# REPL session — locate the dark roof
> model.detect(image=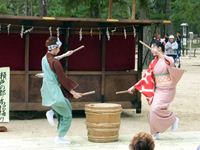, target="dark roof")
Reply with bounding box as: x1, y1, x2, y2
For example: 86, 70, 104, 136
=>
0, 15, 171, 29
